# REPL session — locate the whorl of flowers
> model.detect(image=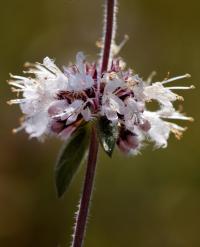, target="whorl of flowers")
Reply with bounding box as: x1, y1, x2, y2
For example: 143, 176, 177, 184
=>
8, 49, 194, 154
